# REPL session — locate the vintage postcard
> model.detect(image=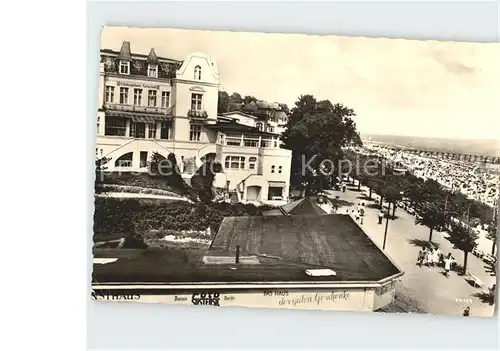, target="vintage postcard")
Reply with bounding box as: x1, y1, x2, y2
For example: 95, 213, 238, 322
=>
92, 26, 498, 317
